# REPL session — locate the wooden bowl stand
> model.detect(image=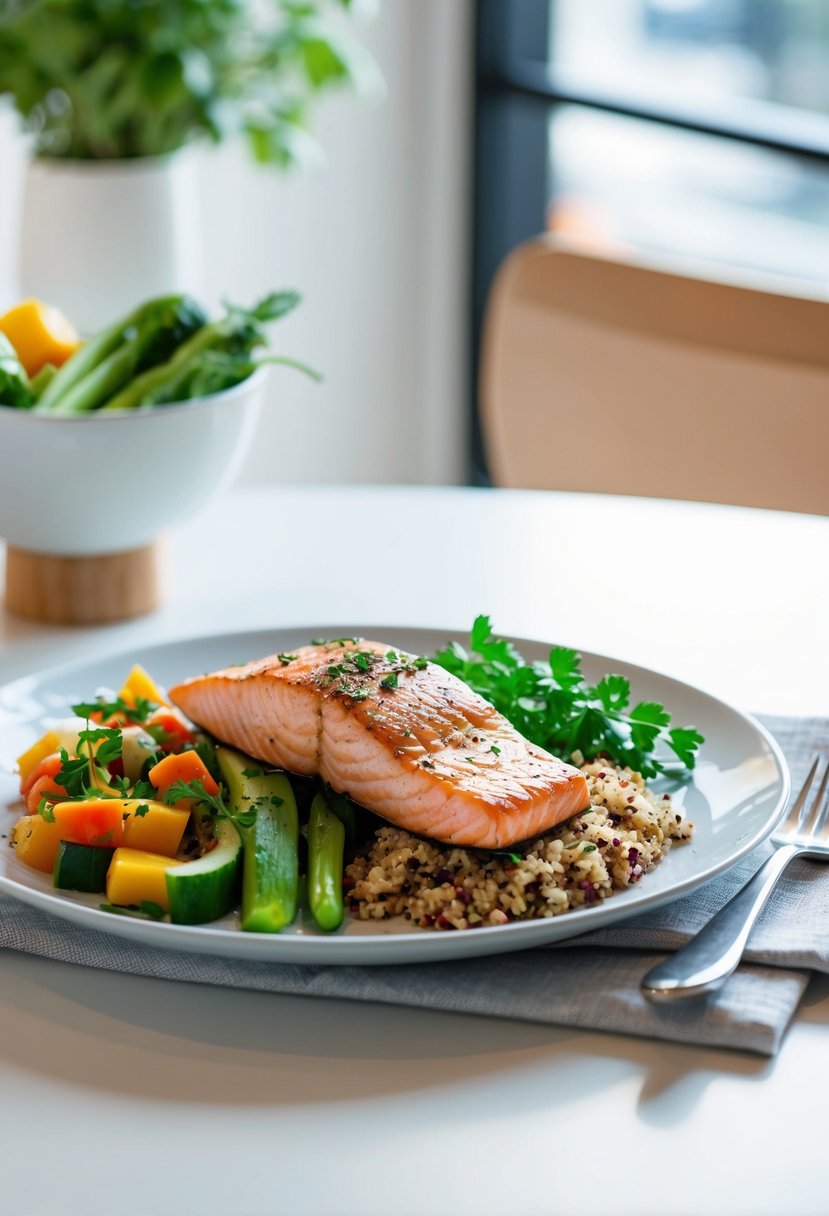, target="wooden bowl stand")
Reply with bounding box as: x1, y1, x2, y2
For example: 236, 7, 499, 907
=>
5, 541, 164, 625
